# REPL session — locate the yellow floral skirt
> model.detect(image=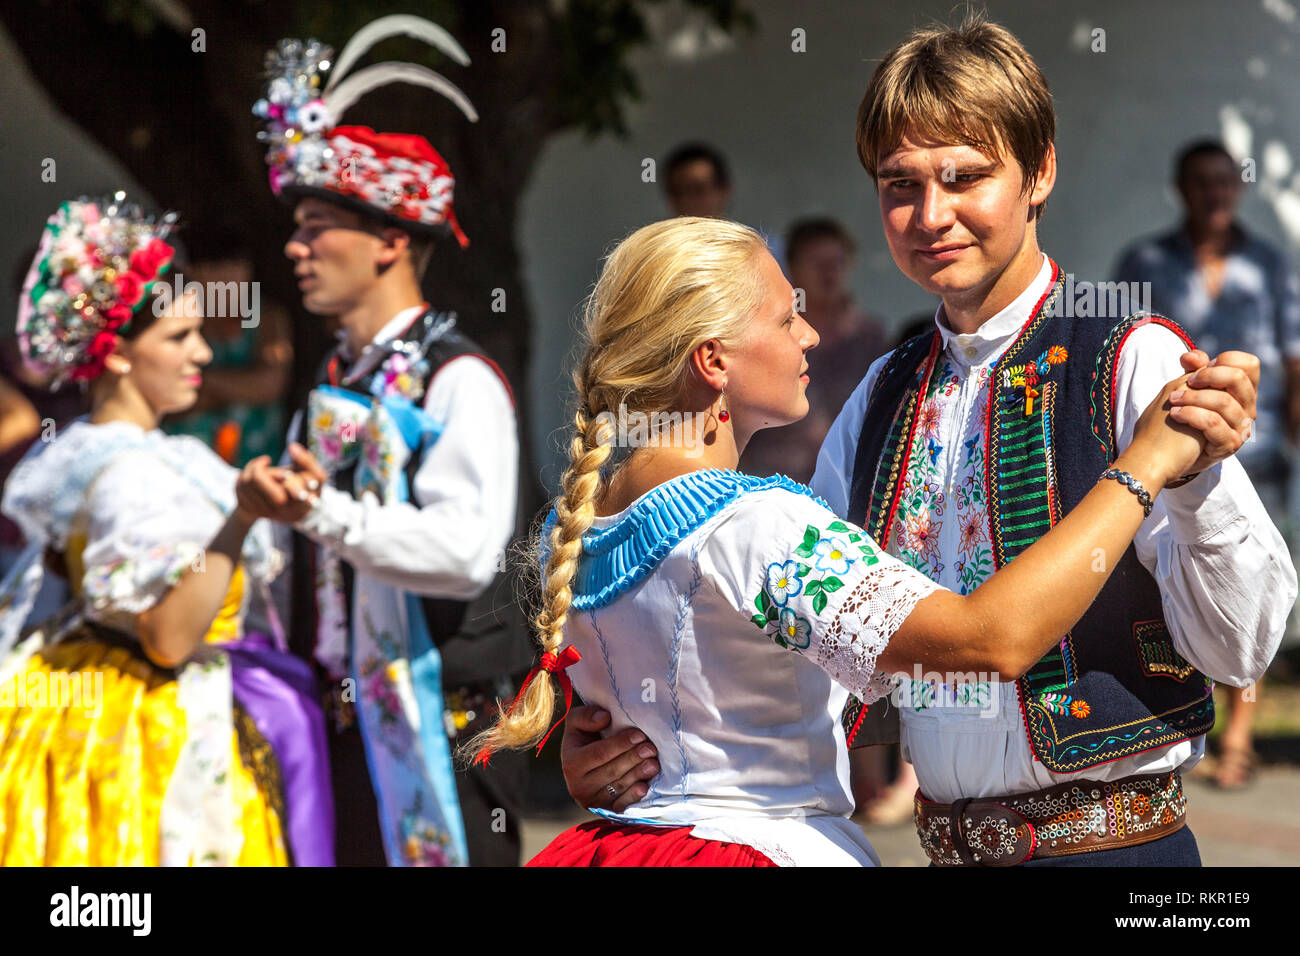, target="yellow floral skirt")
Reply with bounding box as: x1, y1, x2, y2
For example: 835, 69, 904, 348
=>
0, 631, 288, 866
